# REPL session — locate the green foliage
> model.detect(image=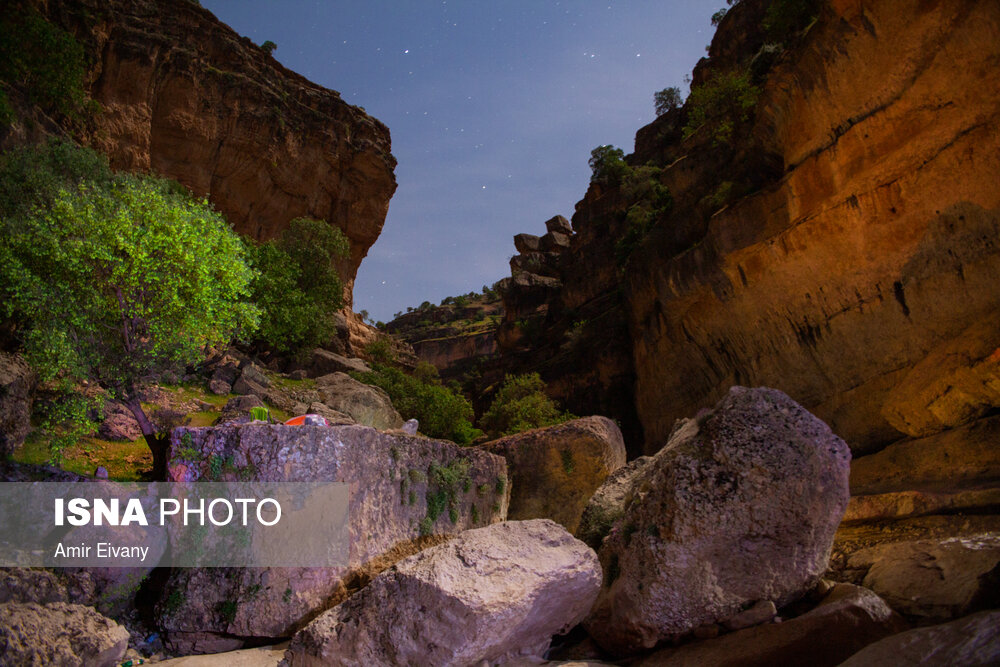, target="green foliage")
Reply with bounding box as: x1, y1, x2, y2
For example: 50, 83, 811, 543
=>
423, 458, 470, 528
589, 145, 627, 185
762, 0, 819, 41
249, 406, 270, 422
0, 7, 89, 125
615, 165, 672, 268
163, 589, 184, 614
654, 86, 683, 116
0, 159, 258, 395
29, 386, 98, 463
260, 40, 277, 55
216, 599, 238, 624
0, 141, 257, 471
363, 337, 396, 366
711, 8, 728, 26
682, 69, 760, 146
480, 373, 574, 439
247, 217, 348, 355
352, 365, 481, 445
0, 137, 112, 220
